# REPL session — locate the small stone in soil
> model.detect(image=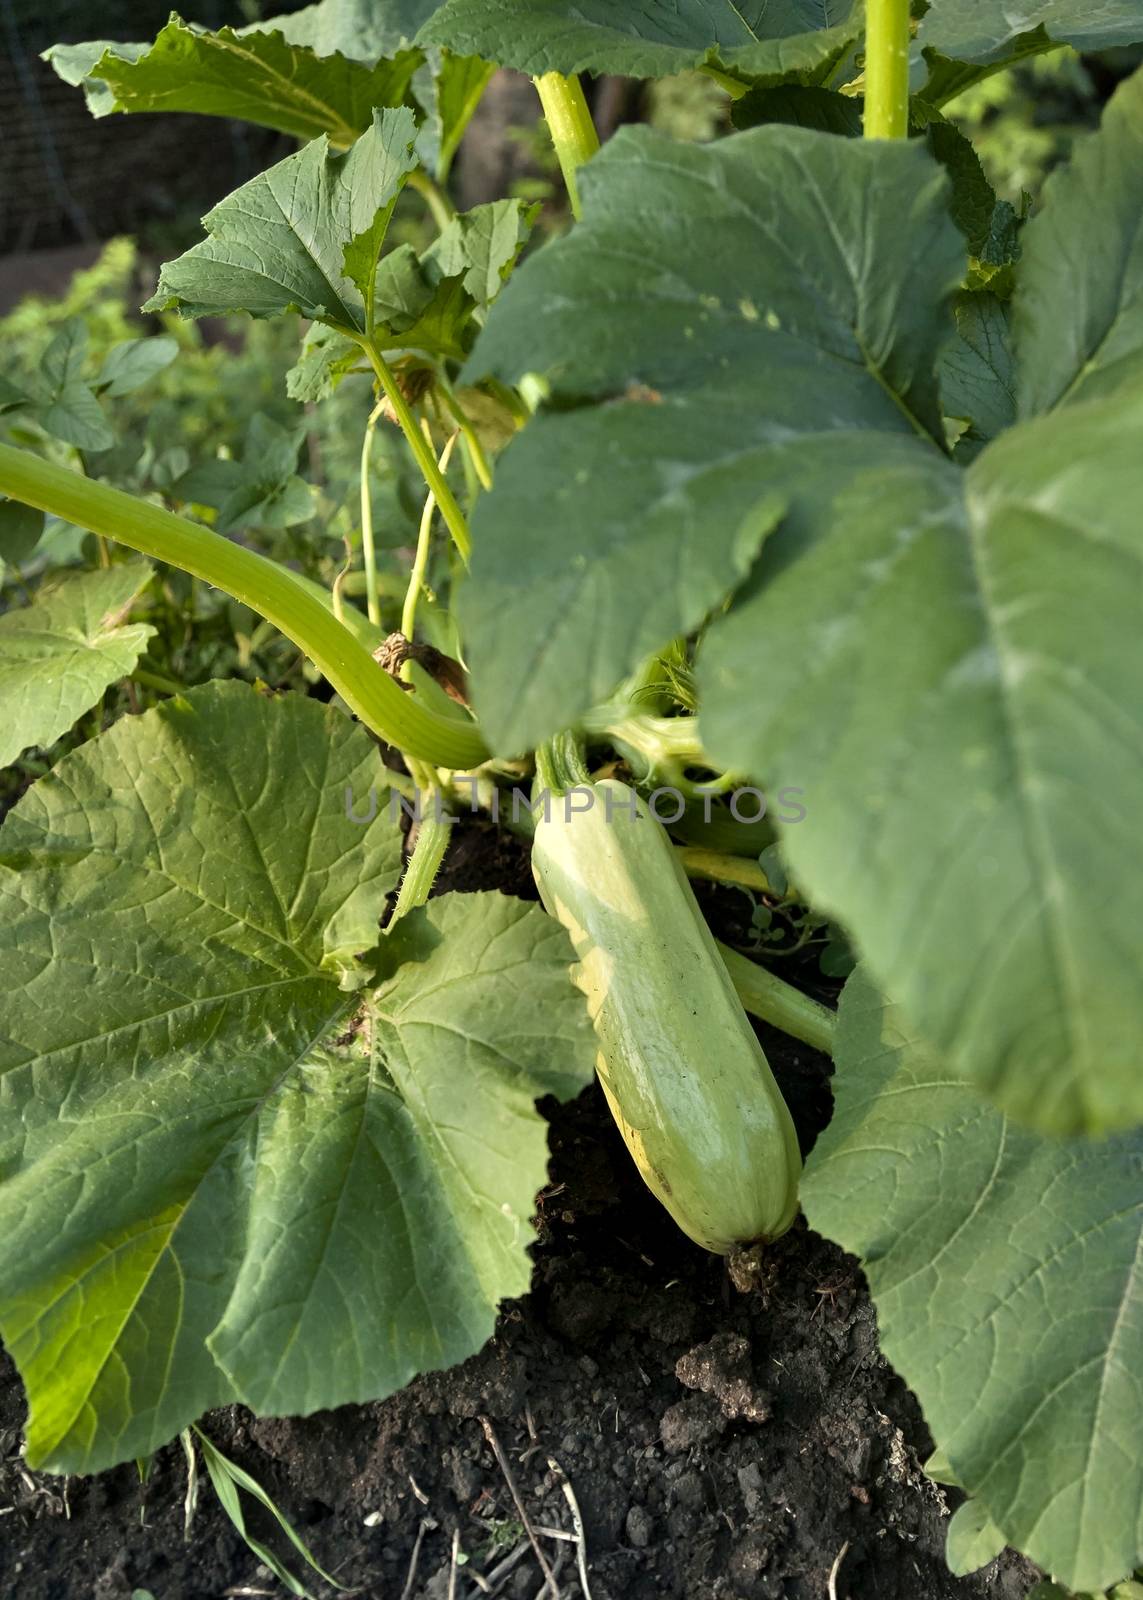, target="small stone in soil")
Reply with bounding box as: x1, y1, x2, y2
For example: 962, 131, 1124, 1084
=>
626, 1503, 654, 1548
737, 1461, 765, 1515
